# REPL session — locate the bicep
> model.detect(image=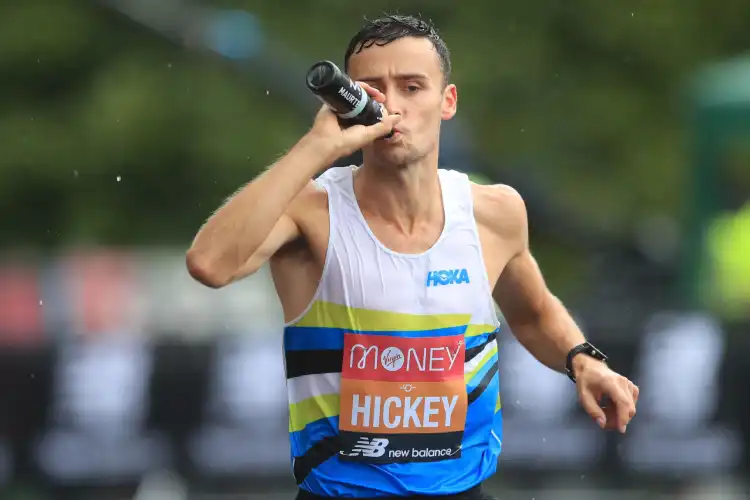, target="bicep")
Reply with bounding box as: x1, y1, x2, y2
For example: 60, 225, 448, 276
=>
492, 249, 549, 326
231, 180, 326, 283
